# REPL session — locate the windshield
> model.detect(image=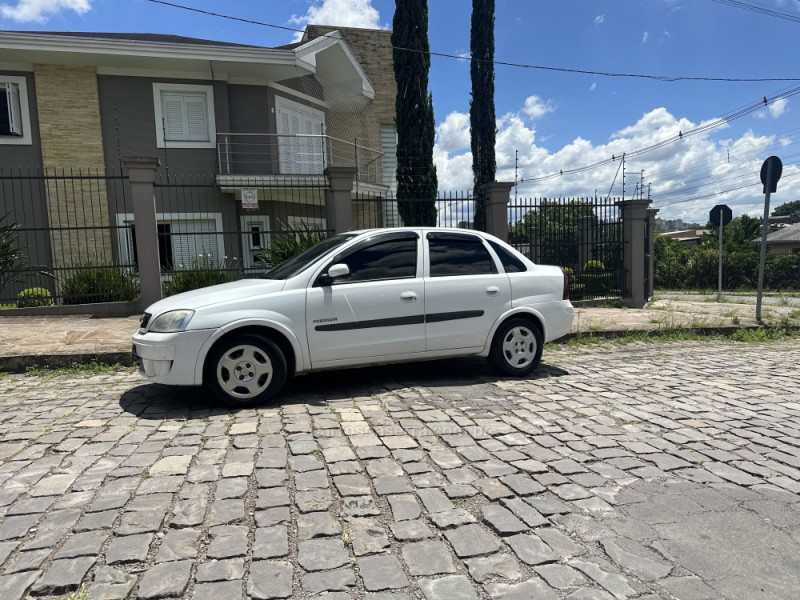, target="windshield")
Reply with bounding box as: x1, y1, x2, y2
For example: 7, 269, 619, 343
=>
257, 233, 358, 280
